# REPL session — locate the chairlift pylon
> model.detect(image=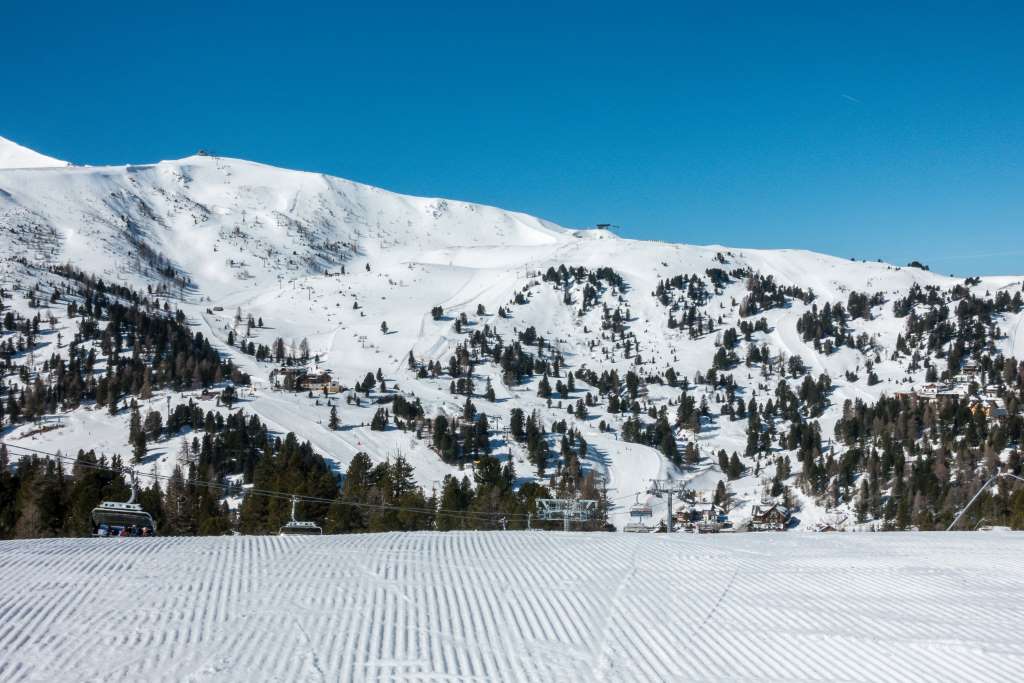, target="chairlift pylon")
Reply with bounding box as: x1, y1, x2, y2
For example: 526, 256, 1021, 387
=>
278, 495, 323, 536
